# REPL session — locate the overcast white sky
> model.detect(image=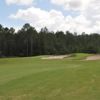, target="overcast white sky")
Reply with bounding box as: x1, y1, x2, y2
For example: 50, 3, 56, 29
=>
0, 0, 100, 34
